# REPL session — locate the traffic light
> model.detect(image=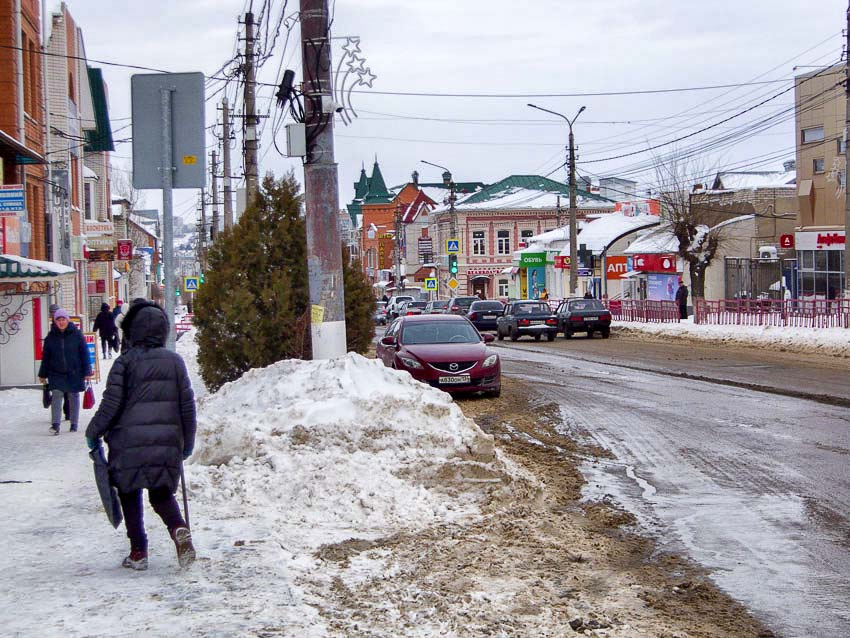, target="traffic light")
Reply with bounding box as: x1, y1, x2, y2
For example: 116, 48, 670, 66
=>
199, 272, 205, 284
449, 254, 458, 275
175, 287, 181, 297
